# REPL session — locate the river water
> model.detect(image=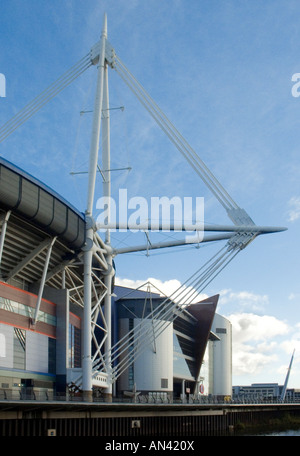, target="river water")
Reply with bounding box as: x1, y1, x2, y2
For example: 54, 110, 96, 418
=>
260, 428, 300, 436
